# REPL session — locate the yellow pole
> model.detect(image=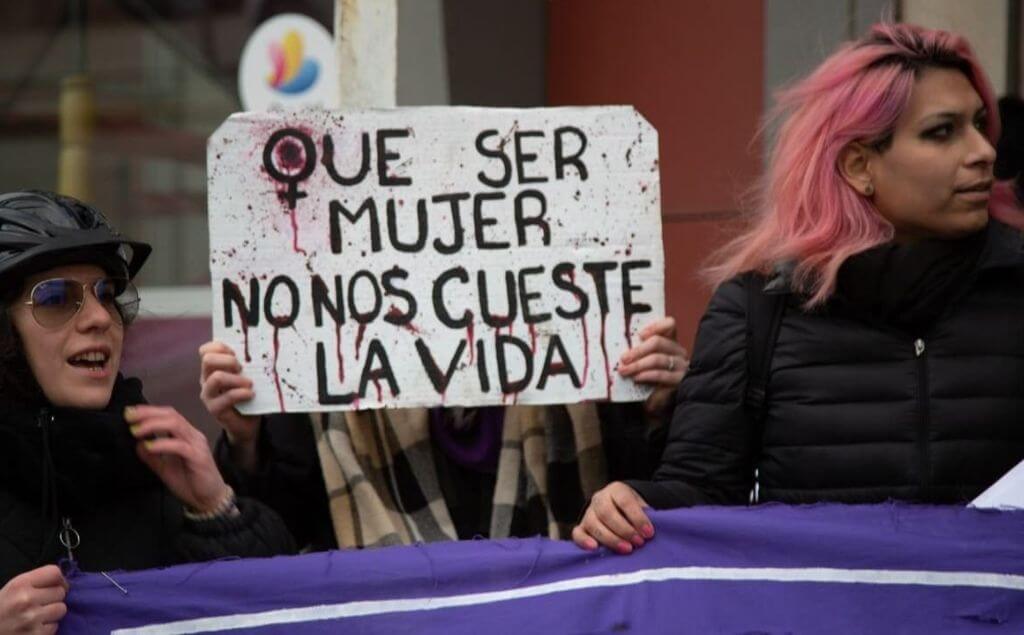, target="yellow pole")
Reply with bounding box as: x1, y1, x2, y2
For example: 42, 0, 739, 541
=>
57, 74, 94, 201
